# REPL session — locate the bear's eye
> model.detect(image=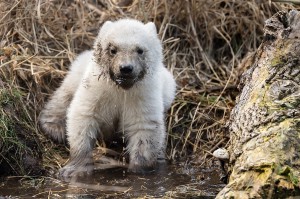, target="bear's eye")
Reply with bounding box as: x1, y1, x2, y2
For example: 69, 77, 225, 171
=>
110, 48, 117, 55
137, 48, 144, 55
